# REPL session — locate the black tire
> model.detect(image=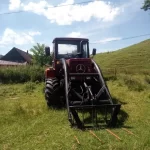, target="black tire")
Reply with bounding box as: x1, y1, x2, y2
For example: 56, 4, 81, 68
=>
45, 78, 61, 107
